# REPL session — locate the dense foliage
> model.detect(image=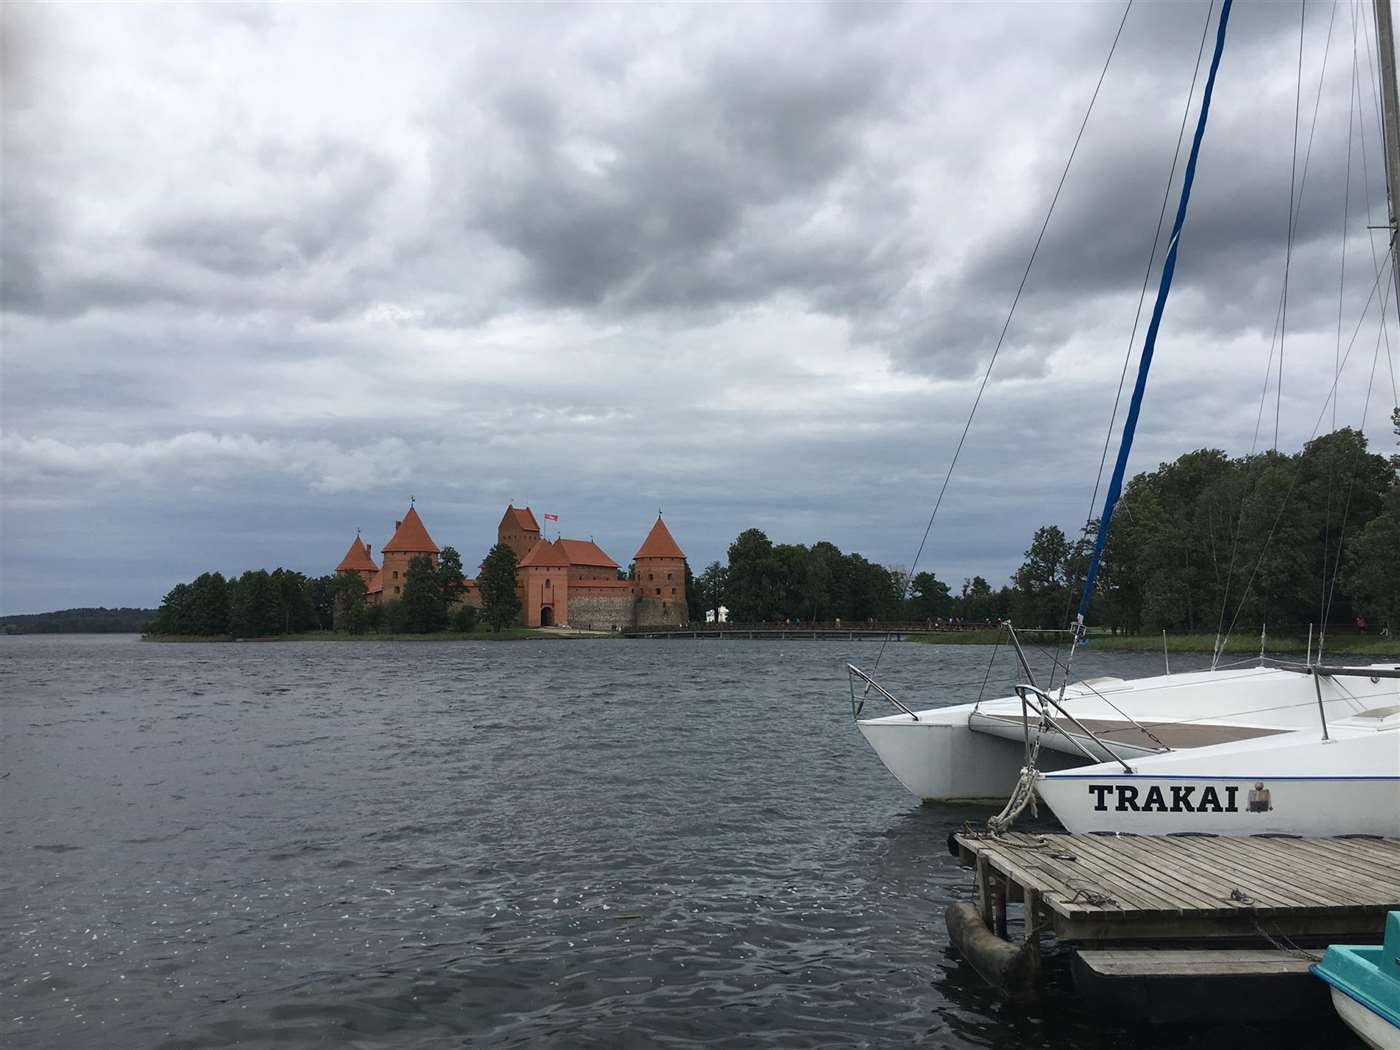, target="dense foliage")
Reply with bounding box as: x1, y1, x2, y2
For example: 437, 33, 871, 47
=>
146, 545, 481, 637
146, 568, 335, 637
478, 543, 522, 632
0, 607, 157, 634
1092, 424, 1399, 635
706, 422, 1398, 636
720, 530, 906, 623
